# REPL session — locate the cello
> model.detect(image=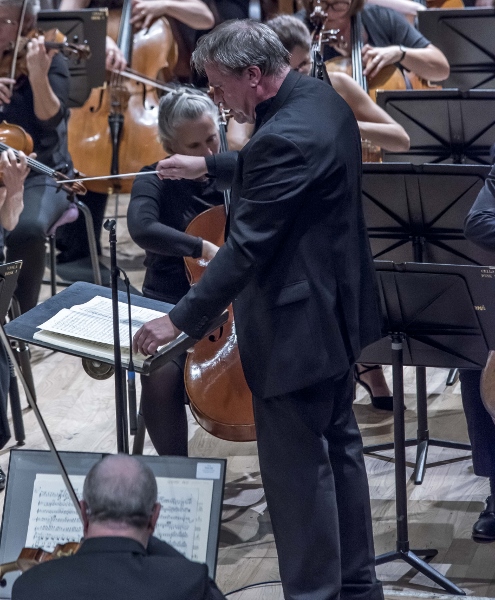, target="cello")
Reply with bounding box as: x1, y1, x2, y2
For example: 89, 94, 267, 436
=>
183, 107, 256, 443
67, 0, 177, 195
